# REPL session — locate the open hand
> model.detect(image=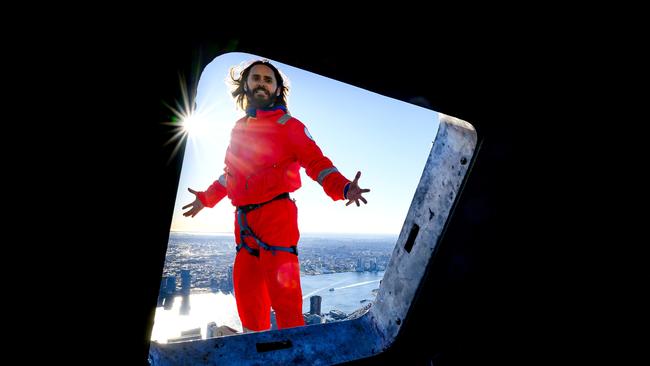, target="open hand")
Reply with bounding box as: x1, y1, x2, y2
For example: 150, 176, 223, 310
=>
182, 188, 205, 217
346, 171, 370, 207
